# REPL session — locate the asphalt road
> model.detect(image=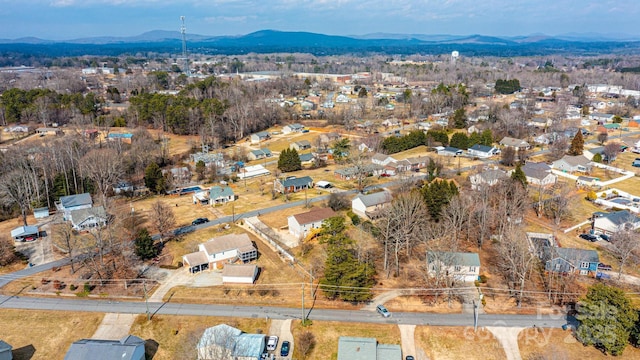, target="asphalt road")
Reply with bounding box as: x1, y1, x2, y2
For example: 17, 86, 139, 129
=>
0, 295, 569, 328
